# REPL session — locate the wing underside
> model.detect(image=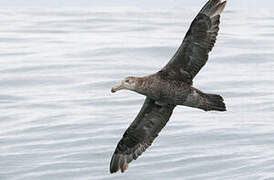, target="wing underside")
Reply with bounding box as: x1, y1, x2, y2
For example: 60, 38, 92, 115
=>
110, 98, 175, 173
161, 0, 226, 81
